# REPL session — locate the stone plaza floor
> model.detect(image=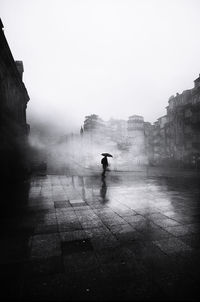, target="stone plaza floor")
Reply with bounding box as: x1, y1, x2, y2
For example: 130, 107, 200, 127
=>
1, 171, 200, 300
